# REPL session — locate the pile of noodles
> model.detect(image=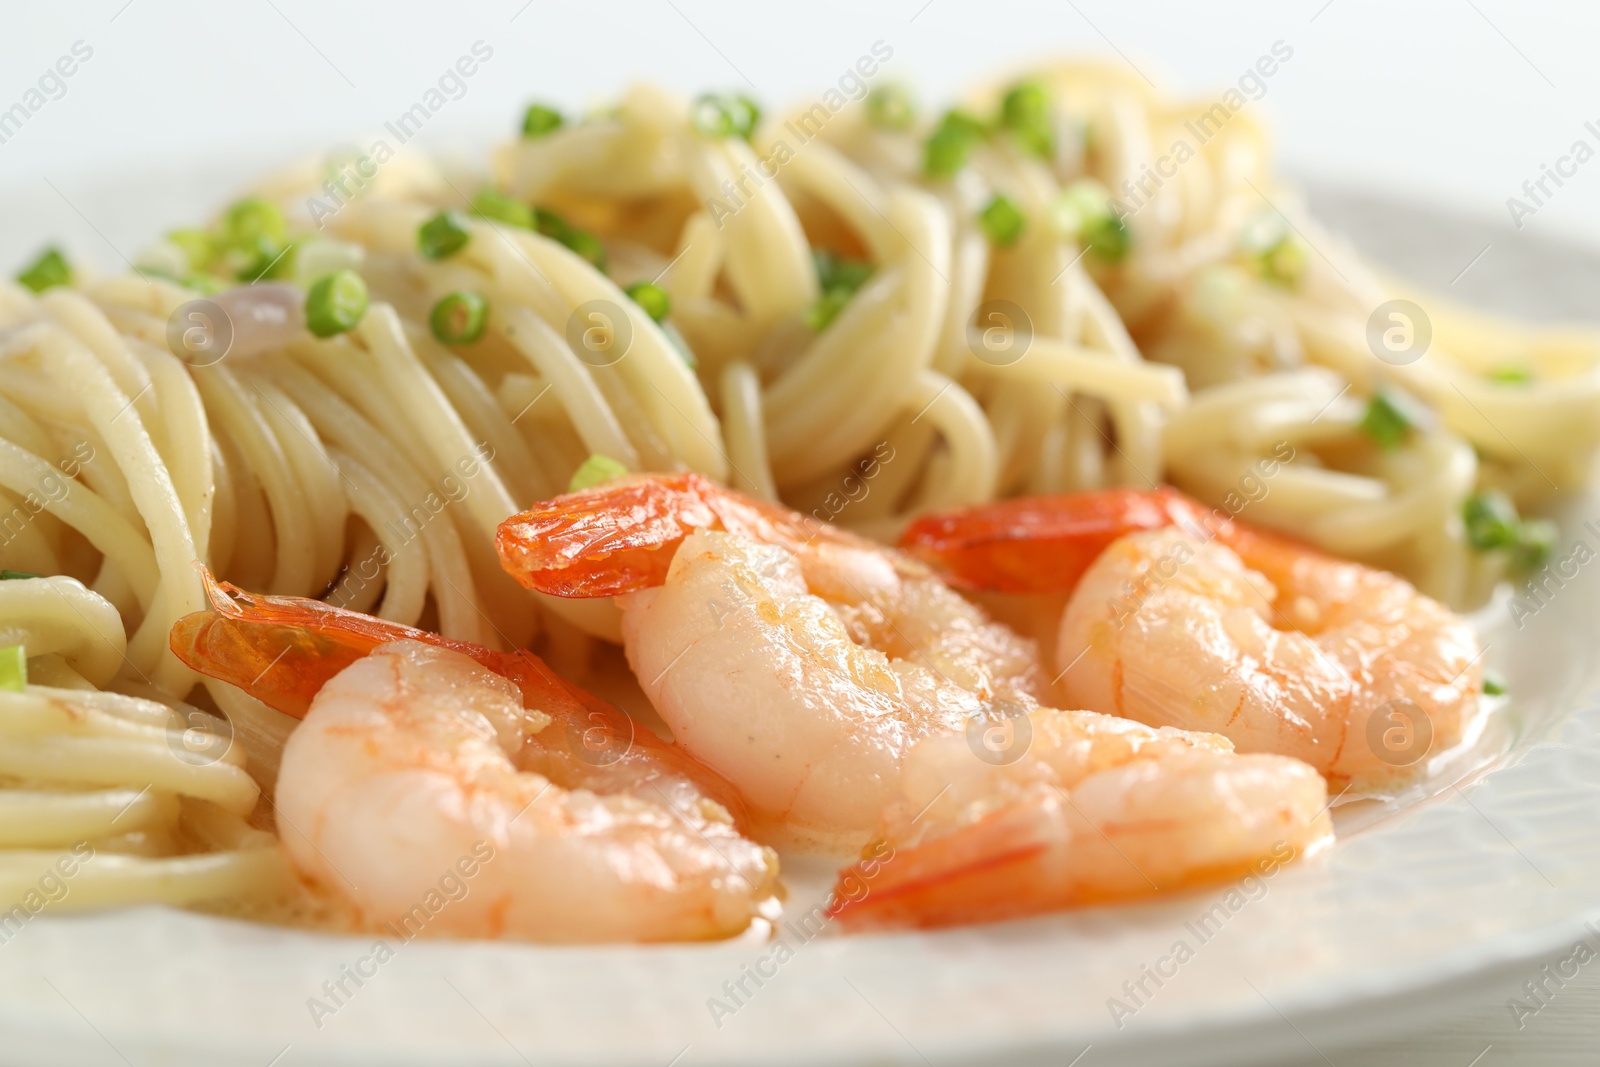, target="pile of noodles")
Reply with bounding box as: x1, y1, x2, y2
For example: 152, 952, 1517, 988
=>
1, 60, 1596, 923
